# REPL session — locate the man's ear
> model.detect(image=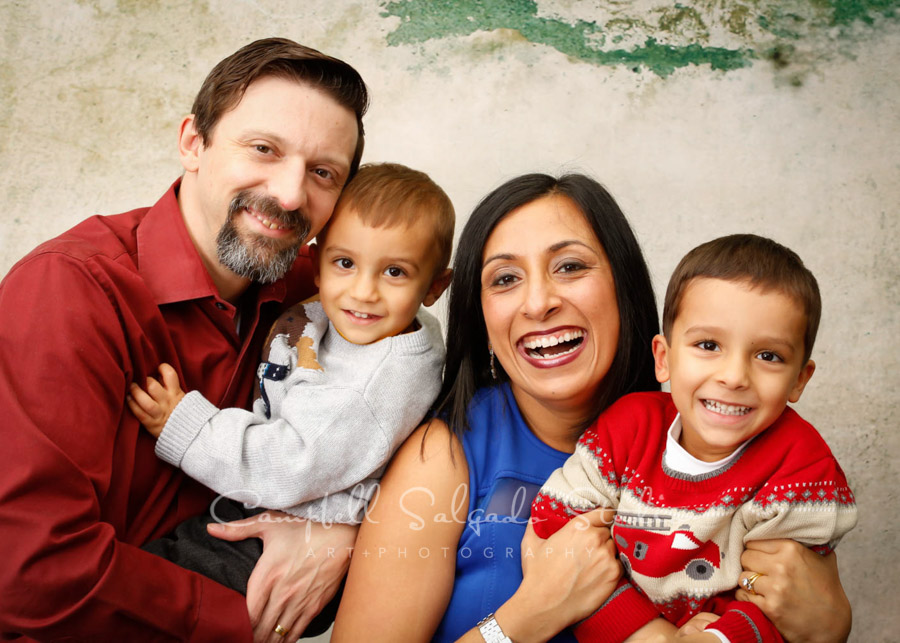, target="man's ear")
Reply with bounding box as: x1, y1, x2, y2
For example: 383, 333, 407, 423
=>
178, 115, 203, 173
309, 242, 321, 289
788, 359, 816, 403
651, 334, 671, 384
422, 269, 452, 307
